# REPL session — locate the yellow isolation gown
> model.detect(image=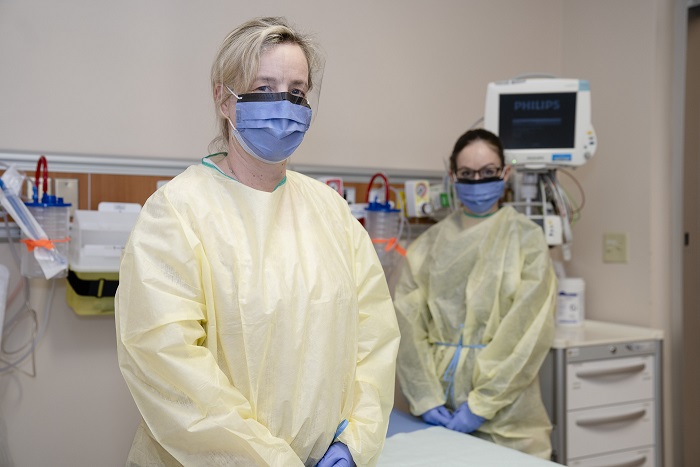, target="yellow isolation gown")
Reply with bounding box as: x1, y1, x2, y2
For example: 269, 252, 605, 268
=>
116, 154, 400, 466
394, 206, 556, 459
